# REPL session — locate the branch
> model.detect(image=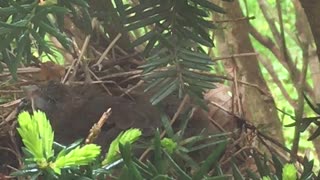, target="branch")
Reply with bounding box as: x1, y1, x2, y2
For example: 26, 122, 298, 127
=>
249, 23, 314, 100
259, 55, 296, 107
291, 52, 308, 161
